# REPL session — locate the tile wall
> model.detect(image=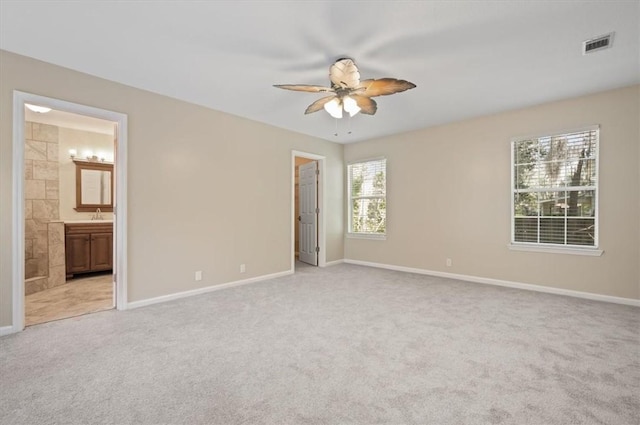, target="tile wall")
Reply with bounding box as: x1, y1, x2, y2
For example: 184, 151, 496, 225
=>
24, 122, 65, 294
